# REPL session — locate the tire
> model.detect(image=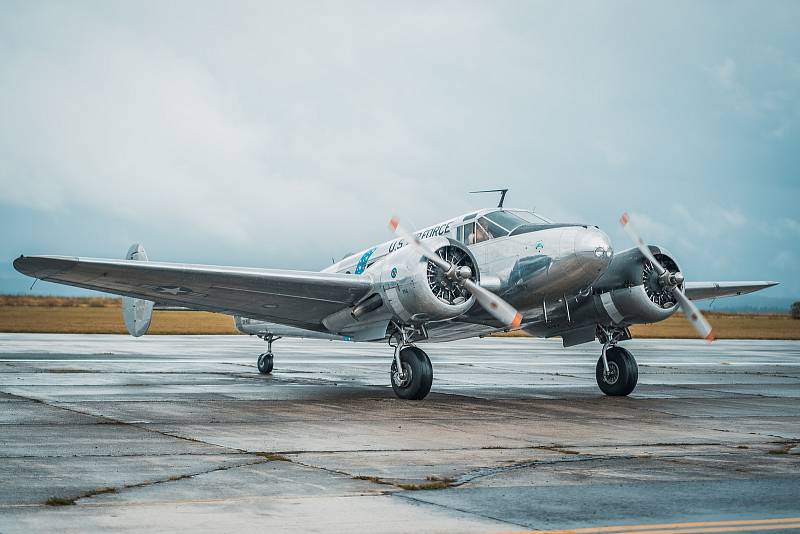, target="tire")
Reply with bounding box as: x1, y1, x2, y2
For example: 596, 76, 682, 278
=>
257, 352, 273, 374
390, 347, 433, 400
596, 346, 638, 396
